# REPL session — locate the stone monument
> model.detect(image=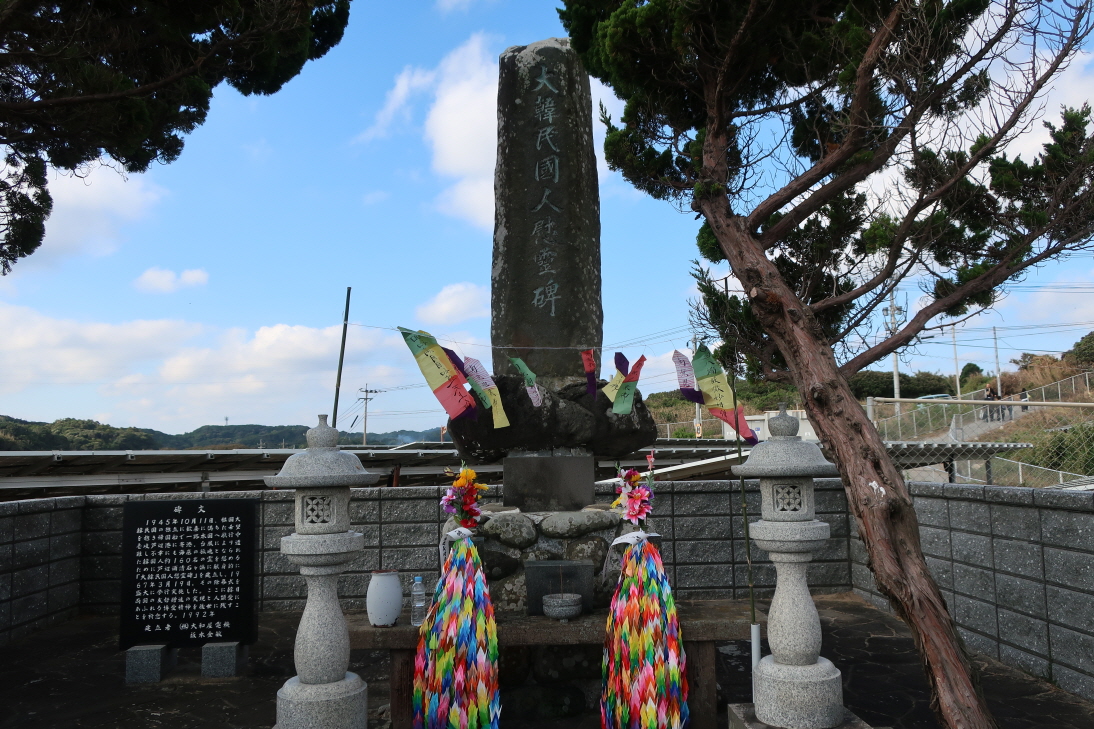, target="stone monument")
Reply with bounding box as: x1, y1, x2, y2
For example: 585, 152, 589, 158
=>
266, 415, 379, 729
449, 37, 656, 511
731, 406, 870, 729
